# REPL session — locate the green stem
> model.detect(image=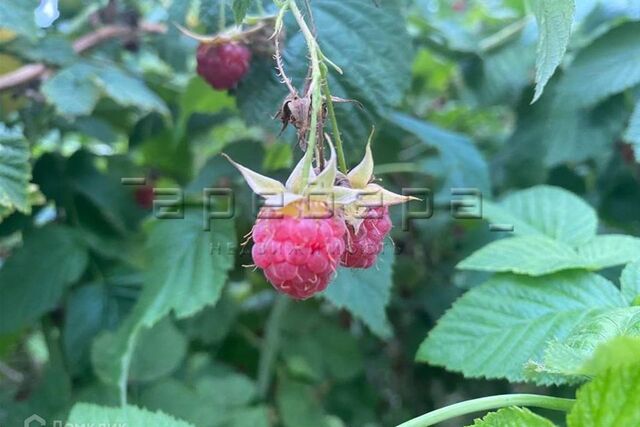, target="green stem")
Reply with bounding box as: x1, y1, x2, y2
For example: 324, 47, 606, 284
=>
289, 0, 323, 187
219, 0, 226, 32
320, 62, 347, 173
255, 0, 266, 14
256, 295, 290, 399
396, 394, 575, 427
